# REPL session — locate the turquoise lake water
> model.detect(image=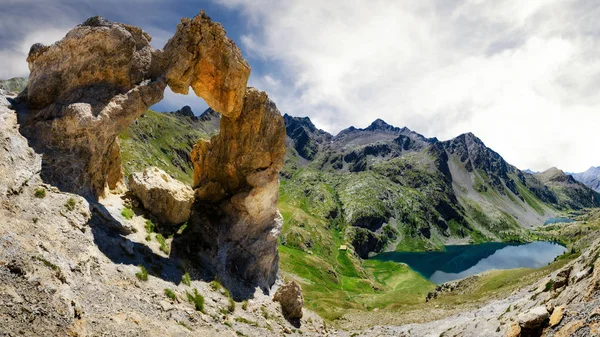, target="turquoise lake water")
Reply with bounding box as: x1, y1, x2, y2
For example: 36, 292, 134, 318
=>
372, 241, 567, 284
